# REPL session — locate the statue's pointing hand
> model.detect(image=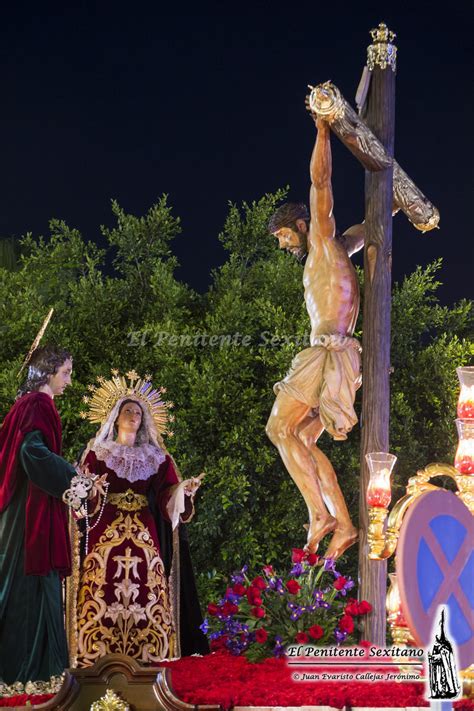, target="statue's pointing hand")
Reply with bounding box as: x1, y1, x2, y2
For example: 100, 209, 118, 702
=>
184, 472, 205, 497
